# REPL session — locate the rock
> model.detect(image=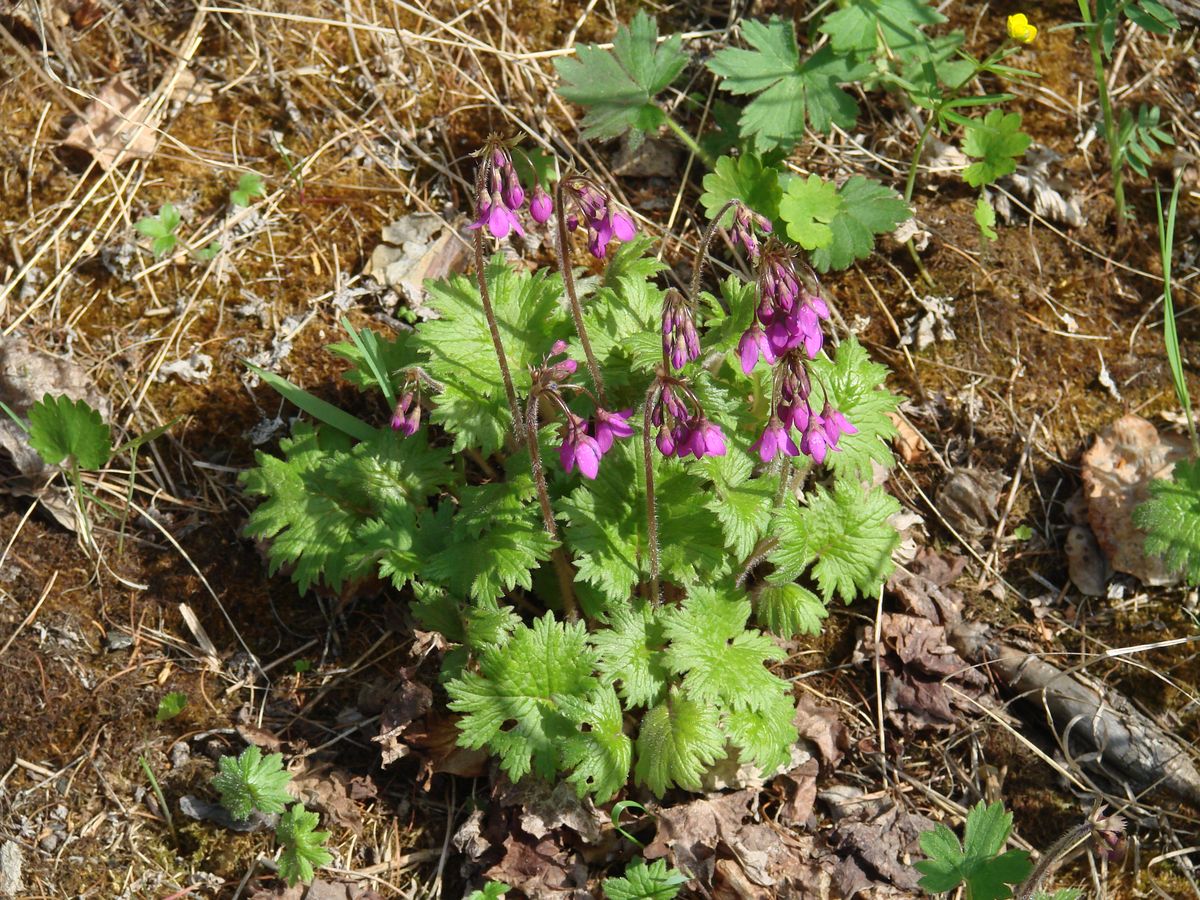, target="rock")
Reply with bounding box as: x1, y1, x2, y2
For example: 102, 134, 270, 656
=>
1081, 415, 1187, 585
